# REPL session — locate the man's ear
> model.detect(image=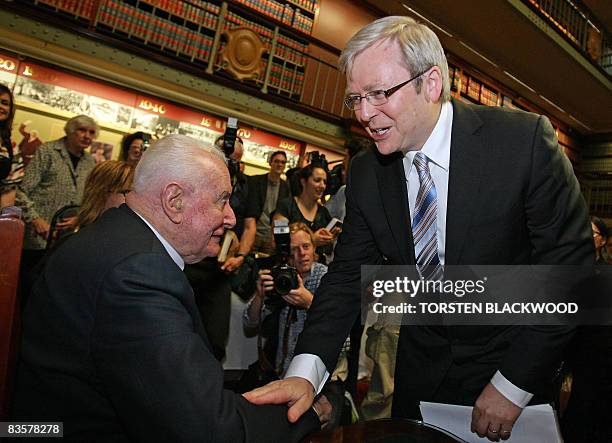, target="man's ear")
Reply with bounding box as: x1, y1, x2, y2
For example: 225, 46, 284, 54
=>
161, 183, 184, 224
423, 66, 443, 103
